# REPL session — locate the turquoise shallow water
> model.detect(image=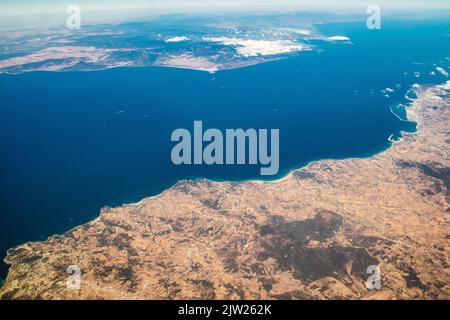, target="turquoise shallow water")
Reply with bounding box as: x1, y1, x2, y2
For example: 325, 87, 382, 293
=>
0, 19, 449, 277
